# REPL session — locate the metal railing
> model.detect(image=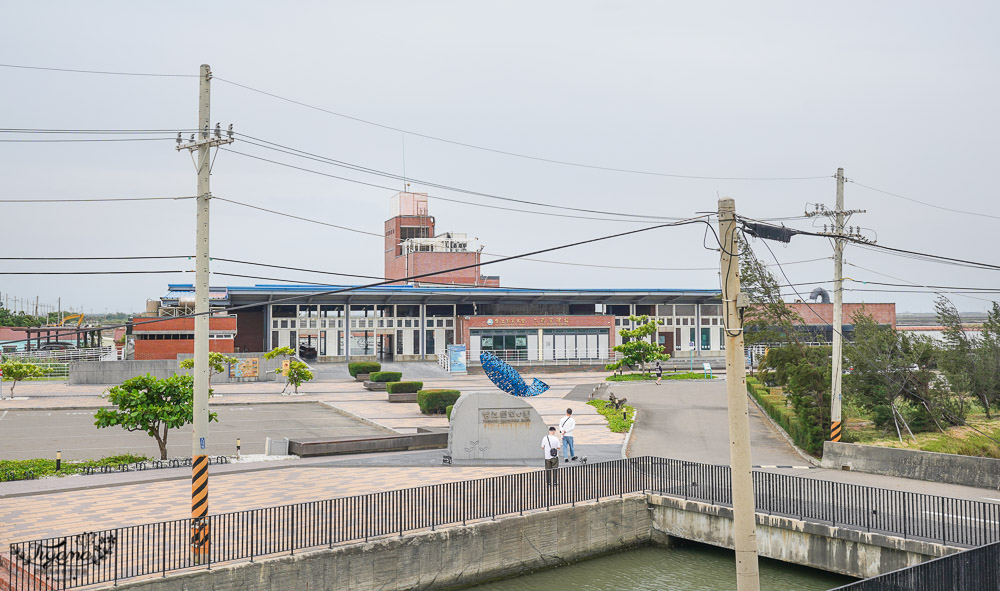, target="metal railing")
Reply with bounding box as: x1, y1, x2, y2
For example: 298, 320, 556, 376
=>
5, 457, 1000, 590
1, 347, 117, 363
829, 540, 1000, 590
